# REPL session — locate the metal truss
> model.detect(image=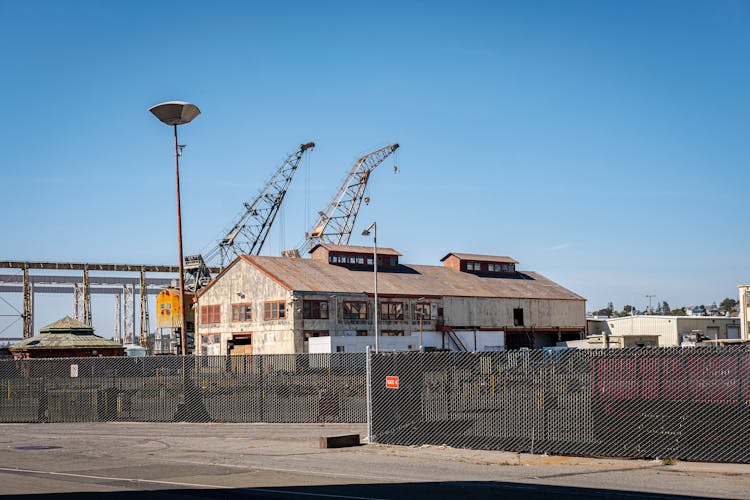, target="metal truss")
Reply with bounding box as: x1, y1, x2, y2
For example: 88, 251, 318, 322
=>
303, 144, 399, 252
203, 142, 315, 268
